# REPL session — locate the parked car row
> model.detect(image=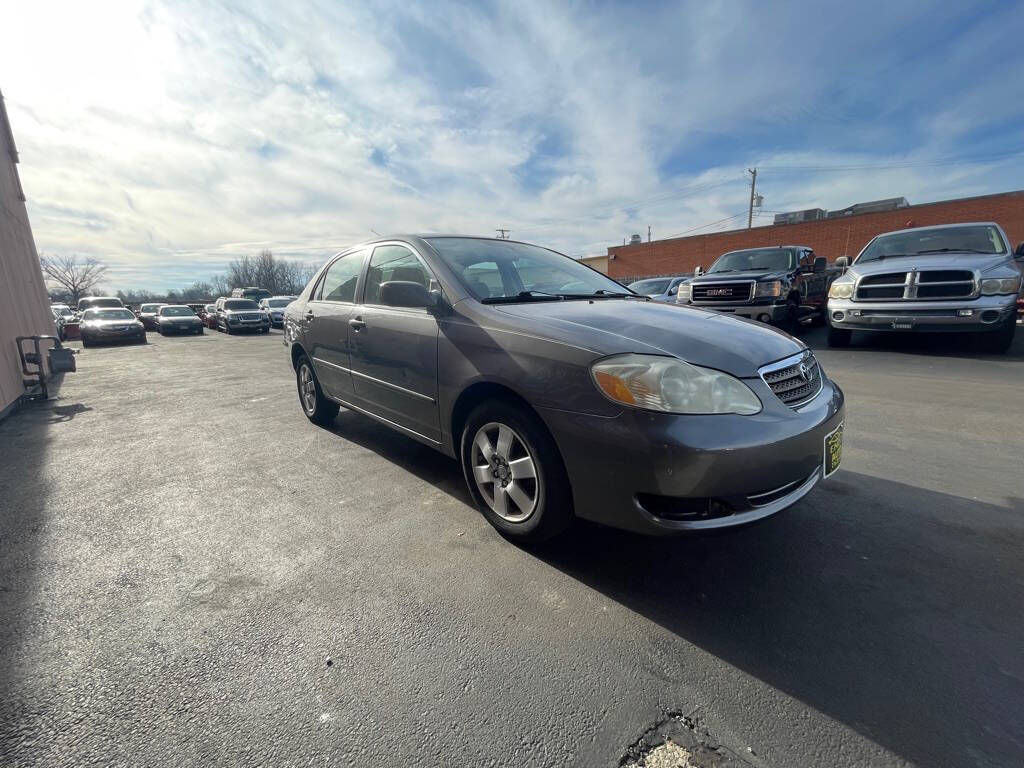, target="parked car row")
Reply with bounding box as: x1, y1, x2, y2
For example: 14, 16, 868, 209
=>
635, 221, 1022, 354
